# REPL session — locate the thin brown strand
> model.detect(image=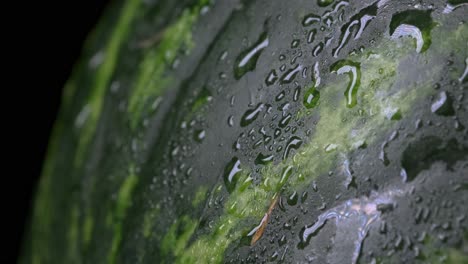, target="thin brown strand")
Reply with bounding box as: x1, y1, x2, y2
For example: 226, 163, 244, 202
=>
250, 195, 279, 245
